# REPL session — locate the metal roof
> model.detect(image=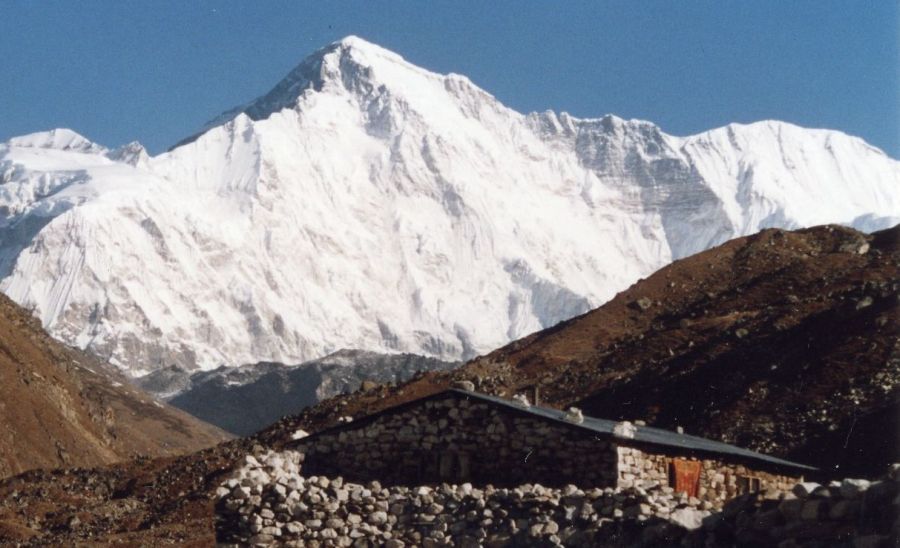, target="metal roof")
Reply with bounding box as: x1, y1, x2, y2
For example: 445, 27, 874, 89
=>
445, 389, 817, 472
